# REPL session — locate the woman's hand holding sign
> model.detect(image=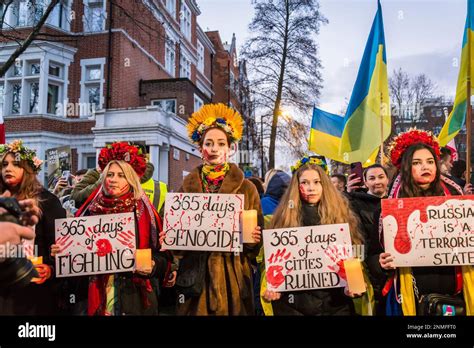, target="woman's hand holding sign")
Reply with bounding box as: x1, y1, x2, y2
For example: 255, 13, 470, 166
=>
379, 252, 396, 270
